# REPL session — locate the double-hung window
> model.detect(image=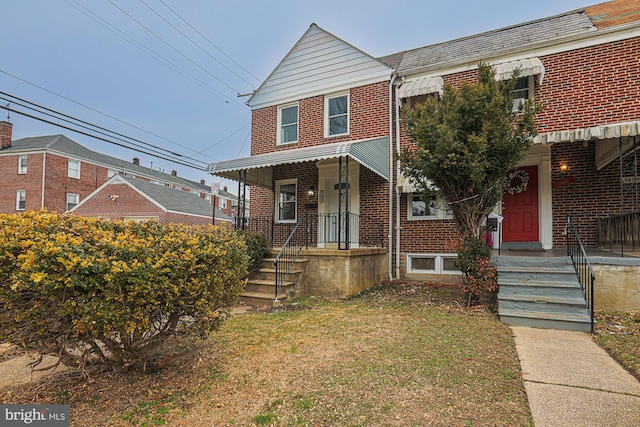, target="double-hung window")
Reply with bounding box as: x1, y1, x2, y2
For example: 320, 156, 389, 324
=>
278, 103, 298, 145
66, 193, 79, 211
275, 179, 297, 223
68, 159, 81, 179
325, 93, 349, 137
511, 75, 534, 111
16, 190, 26, 211
18, 155, 28, 174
